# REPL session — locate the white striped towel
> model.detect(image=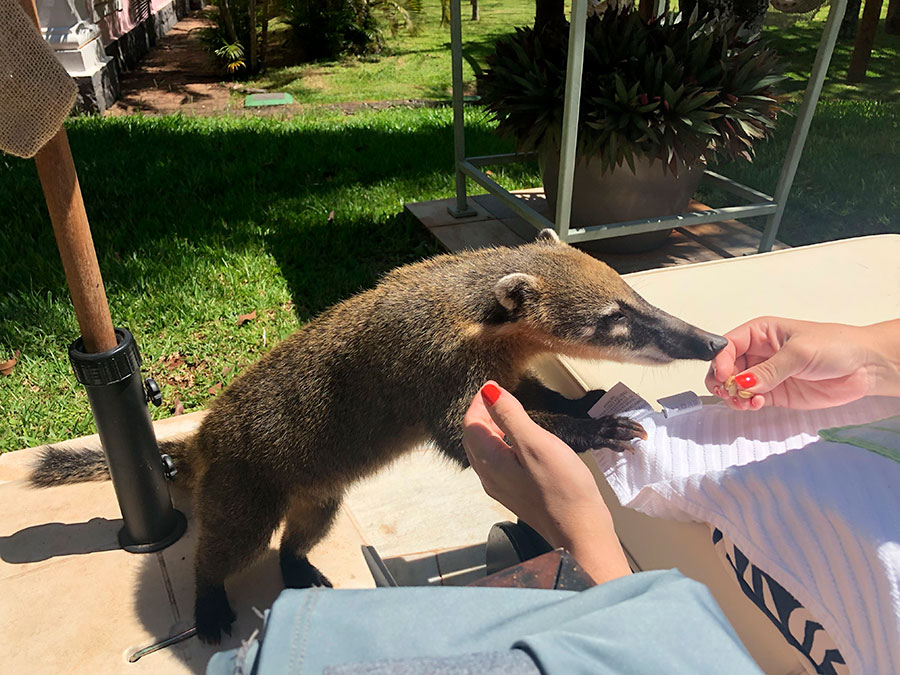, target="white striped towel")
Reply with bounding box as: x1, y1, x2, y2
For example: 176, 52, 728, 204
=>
590, 389, 900, 674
